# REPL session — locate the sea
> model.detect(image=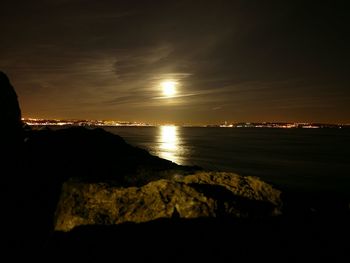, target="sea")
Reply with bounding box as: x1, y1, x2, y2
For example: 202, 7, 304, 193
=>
102, 126, 350, 195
